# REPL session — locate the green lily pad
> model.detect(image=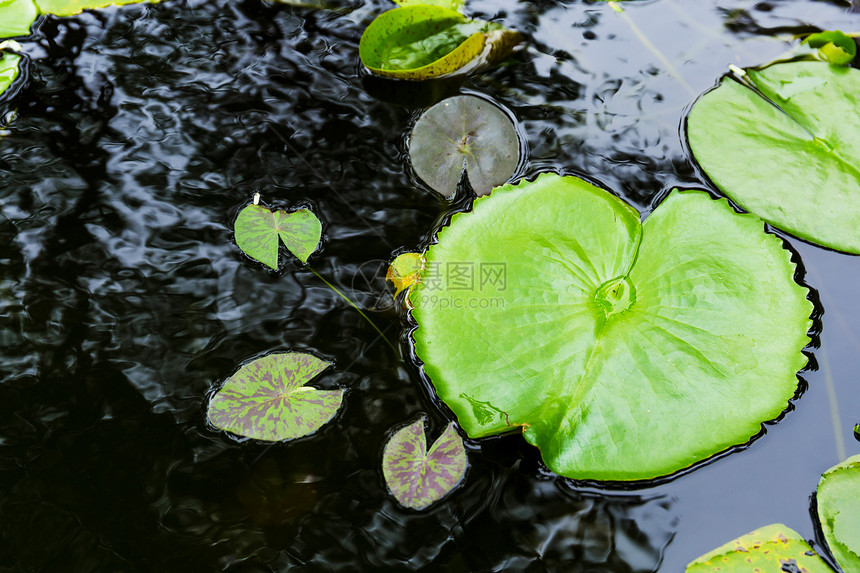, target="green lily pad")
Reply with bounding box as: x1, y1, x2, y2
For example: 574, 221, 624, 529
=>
382, 417, 467, 510
409, 173, 812, 481
207, 352, 343, 442
804, 30, 857, 65
234, 202, 322, 269
387, 252, 424, 298
817, 454, 860, 570
0, 0, 38, 38
688, 62, 860, 254
685, 524, 832, 572
0, 49, 21, 99
393, 0, 464, 11
358, 5, 520, 81
409, 95, 520, 198
34, 0, 158, 16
